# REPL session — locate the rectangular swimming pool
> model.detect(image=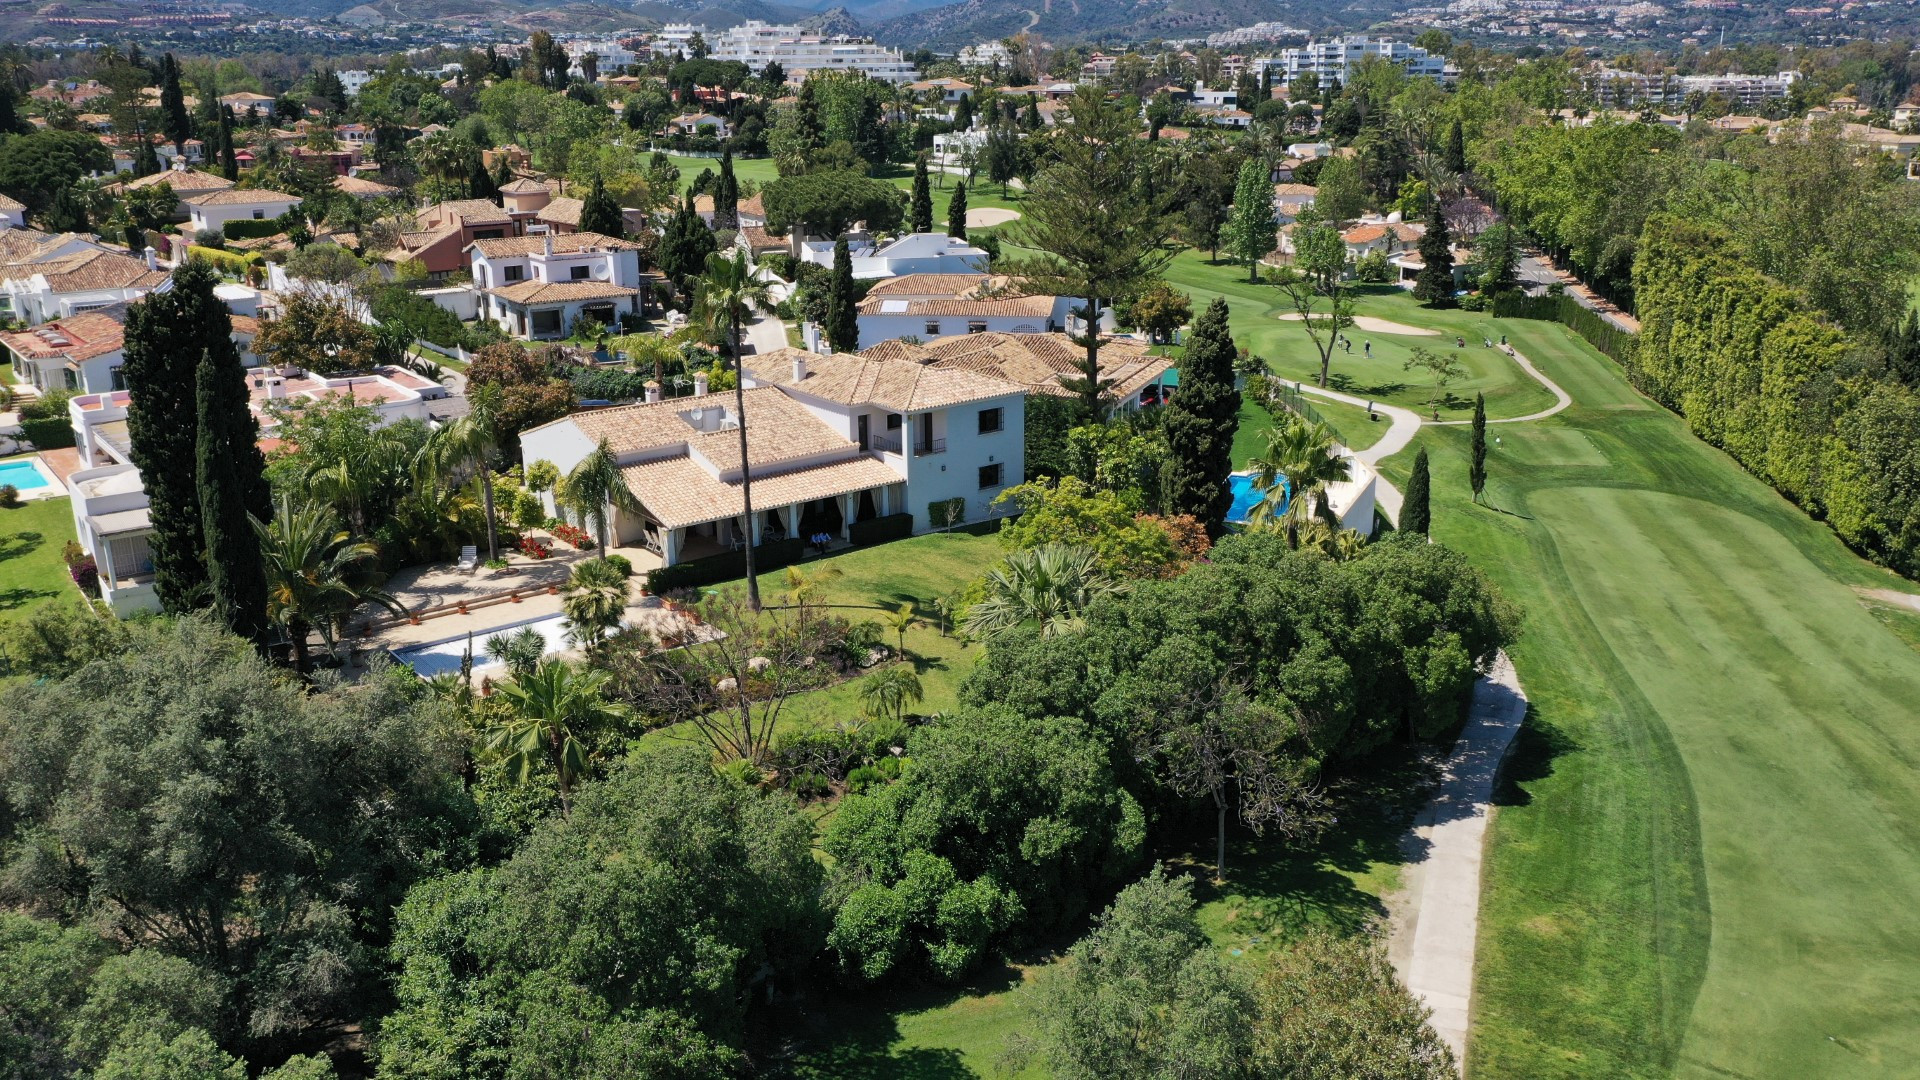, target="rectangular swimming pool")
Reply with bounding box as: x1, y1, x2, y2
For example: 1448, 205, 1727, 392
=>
0, 458, 52, 491
1226, 472, 1289, 525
